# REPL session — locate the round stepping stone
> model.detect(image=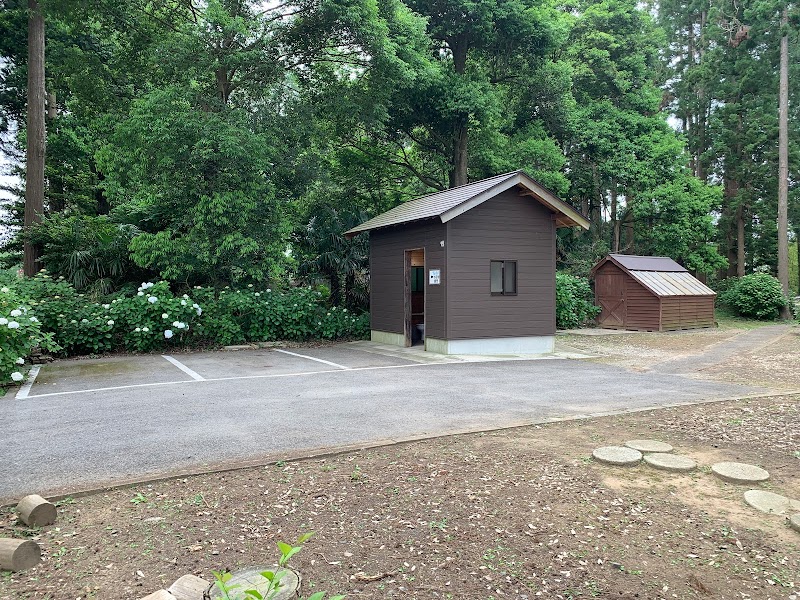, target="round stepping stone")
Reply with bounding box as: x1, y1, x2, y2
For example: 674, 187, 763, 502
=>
744, 490, 795, 515
592, 446, 642, 466
208, 566, 299, 600
643, 453, 696, 473
711, 462, 769, 484
789, 514, 800, 533
625, 439, 674, 453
